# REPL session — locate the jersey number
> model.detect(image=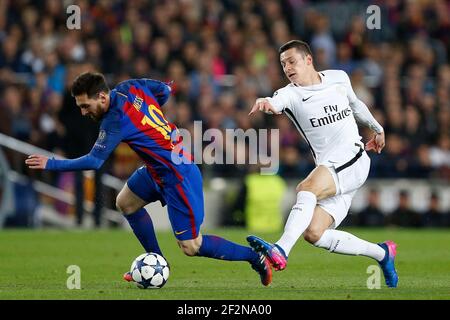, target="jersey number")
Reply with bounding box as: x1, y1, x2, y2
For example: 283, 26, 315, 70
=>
141, 104, 172, 140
